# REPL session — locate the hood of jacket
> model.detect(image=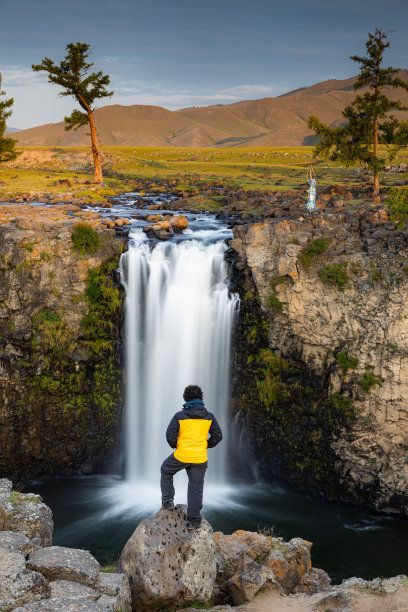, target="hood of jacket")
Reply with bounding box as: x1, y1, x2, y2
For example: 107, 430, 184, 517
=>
182, 398, 209, 419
